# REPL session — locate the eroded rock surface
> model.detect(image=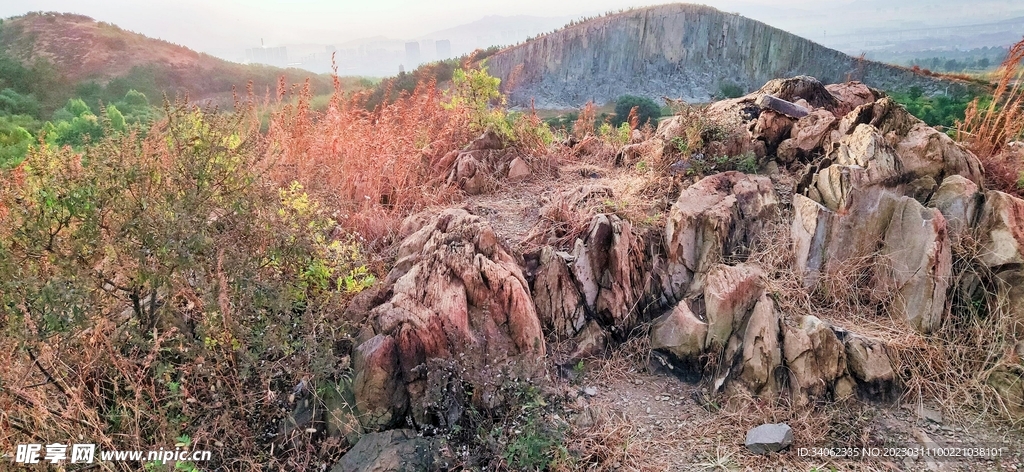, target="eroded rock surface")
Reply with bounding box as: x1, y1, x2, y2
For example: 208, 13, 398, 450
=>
352, 209, 544, 430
